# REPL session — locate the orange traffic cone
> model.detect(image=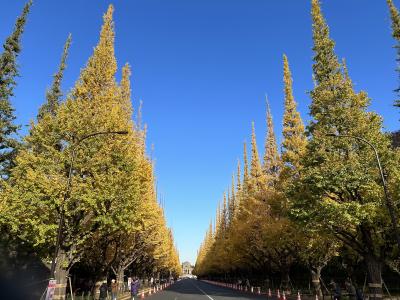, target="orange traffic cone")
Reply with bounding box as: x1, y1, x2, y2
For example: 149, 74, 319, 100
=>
297, 291, 301, 300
